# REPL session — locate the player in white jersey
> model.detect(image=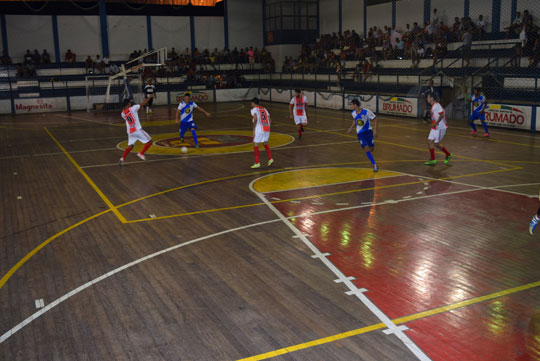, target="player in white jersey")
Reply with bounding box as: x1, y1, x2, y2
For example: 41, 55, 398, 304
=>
119, 95, 155, 166
250, 97, 273, 168
289, 89, 308, 139
143, 79, 156, 114
469, 87, 489, 137
425, 92, 453, 165
347, 99, 379, 172
176, 92, 210, 149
